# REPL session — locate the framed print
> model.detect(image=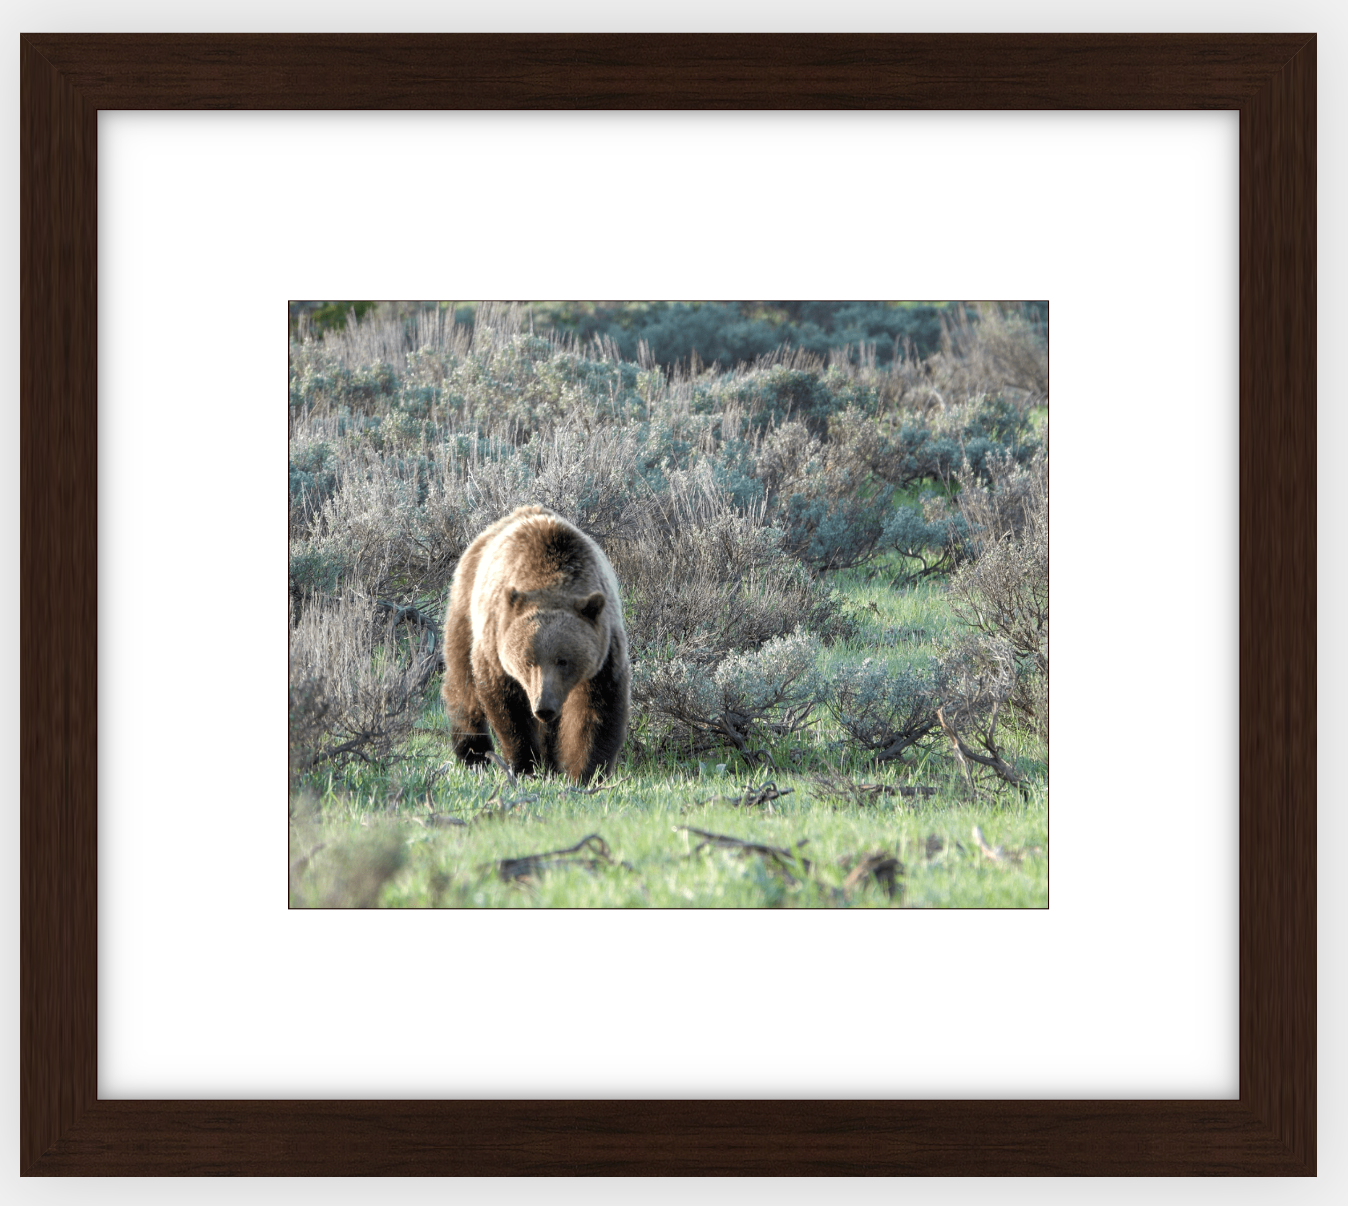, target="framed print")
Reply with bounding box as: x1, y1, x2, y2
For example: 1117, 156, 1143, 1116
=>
20, 35, 1315, 1174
